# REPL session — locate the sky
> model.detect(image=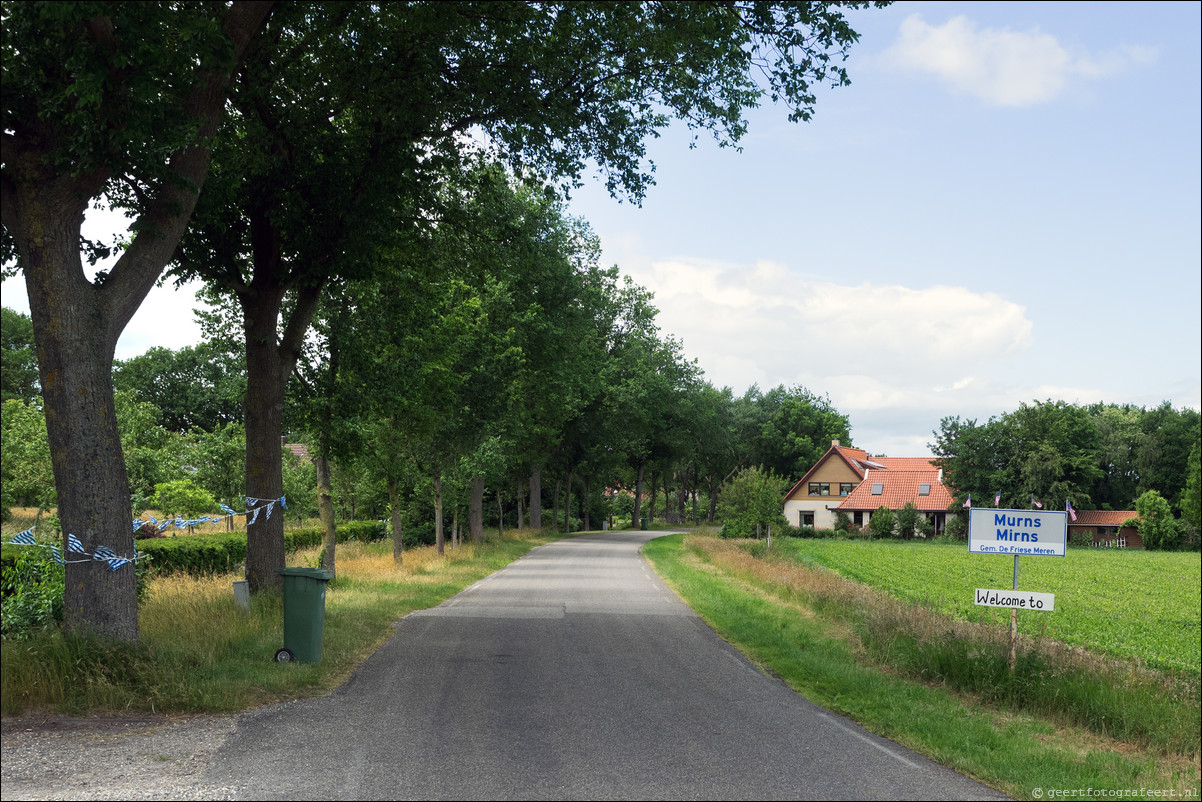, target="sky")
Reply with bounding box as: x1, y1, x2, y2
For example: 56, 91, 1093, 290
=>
2, 1, 1199, 458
